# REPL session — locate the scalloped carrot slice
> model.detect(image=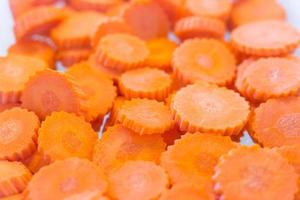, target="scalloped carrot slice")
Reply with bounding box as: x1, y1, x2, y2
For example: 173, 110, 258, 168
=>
69, 0, 121, 12
172, 39, 236, 86
22, 151, 50, 174
161, 133, 238, 185
56, 48, 91, 67
1, 193, 24, 200
0, 161, 32, 197
93, 124, 166, 173
106, 97, 126, 127
213, 145, 298, 200
38, 111, 98, 162
24, 158, 108, 200
108, 161, 169, 200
